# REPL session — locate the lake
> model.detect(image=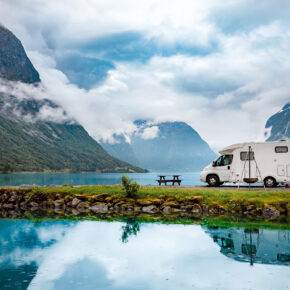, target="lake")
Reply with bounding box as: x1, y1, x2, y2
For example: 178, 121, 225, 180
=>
0, 219, 289, 290
0, 172, 202, 187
